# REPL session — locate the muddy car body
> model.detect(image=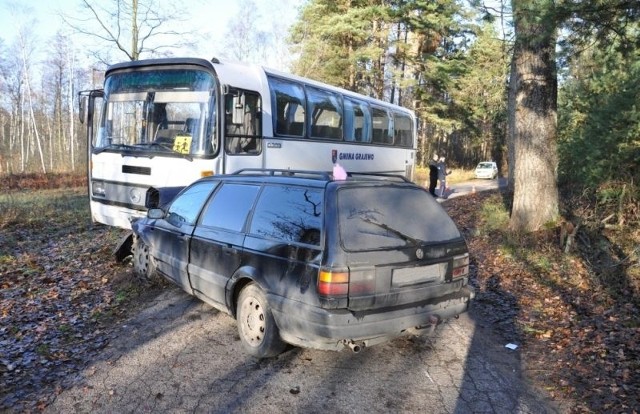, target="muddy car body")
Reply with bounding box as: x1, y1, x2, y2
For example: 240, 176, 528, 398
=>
132, 169, 474, 357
